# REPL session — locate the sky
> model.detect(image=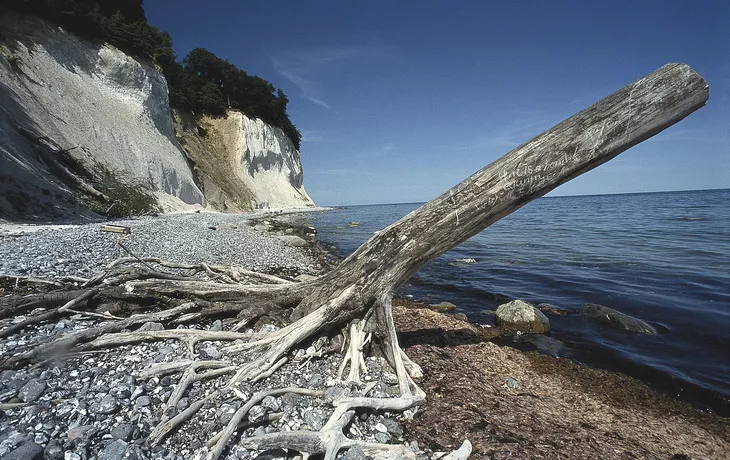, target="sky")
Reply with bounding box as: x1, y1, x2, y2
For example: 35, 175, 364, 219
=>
145, 0, 729, 206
